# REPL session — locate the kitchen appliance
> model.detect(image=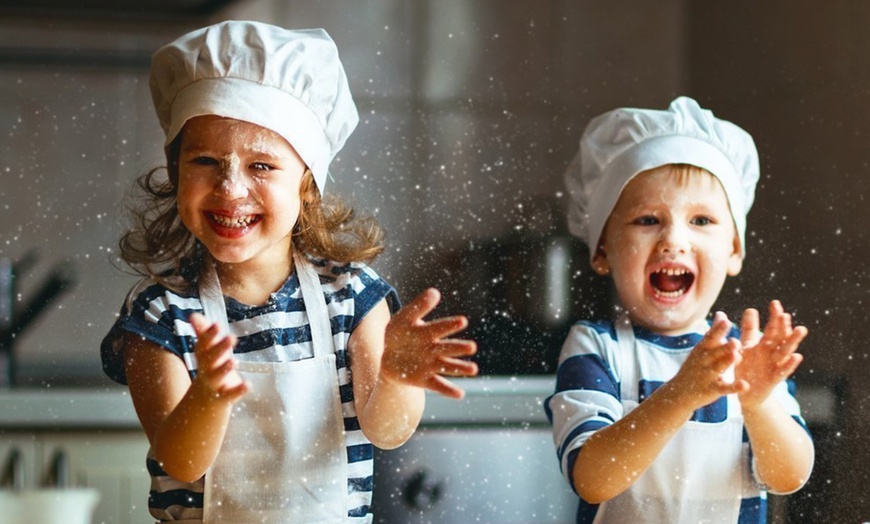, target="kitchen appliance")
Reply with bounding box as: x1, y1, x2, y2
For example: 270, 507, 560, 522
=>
0, 250, 76, 387
372, 376, 578, 524
447, 232, 612, 376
